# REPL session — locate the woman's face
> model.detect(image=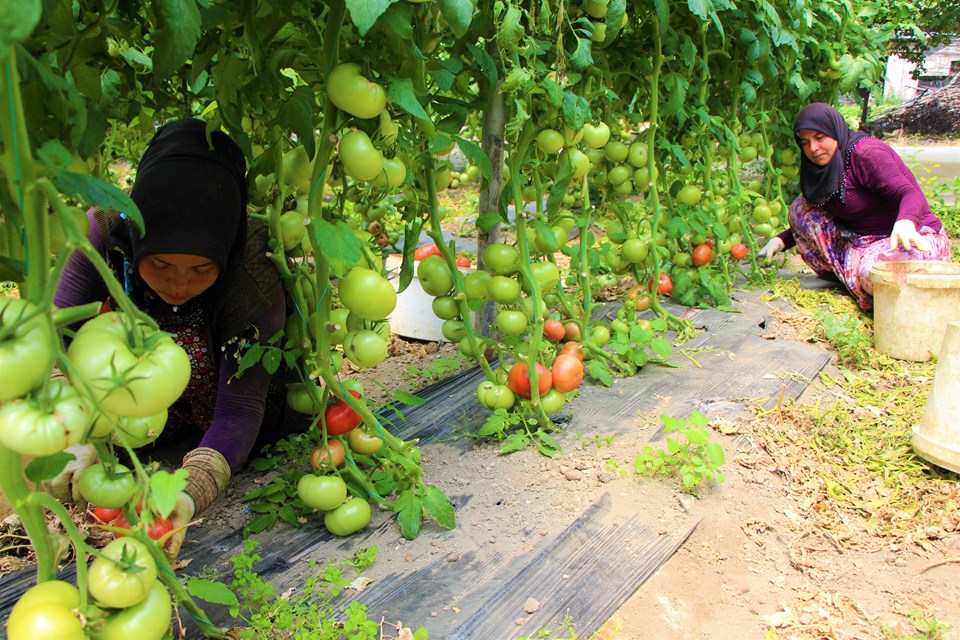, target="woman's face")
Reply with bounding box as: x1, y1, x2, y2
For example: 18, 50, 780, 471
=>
137, 253, 220, 306
796, 129, 839, 166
